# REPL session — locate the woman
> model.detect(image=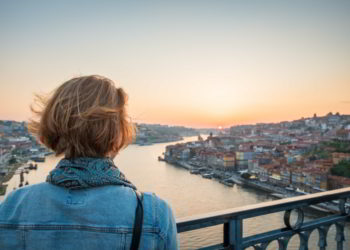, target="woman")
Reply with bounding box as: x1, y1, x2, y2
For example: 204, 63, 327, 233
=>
0, 75, 178, 250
